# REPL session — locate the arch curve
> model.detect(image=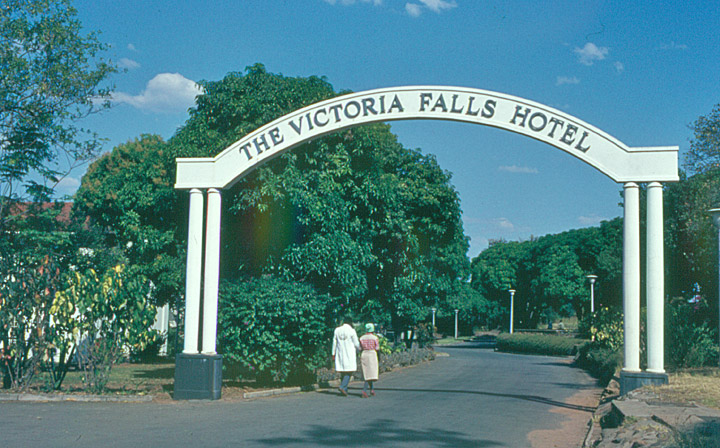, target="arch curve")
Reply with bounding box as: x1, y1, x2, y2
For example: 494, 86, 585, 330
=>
175, 86, 678, 188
